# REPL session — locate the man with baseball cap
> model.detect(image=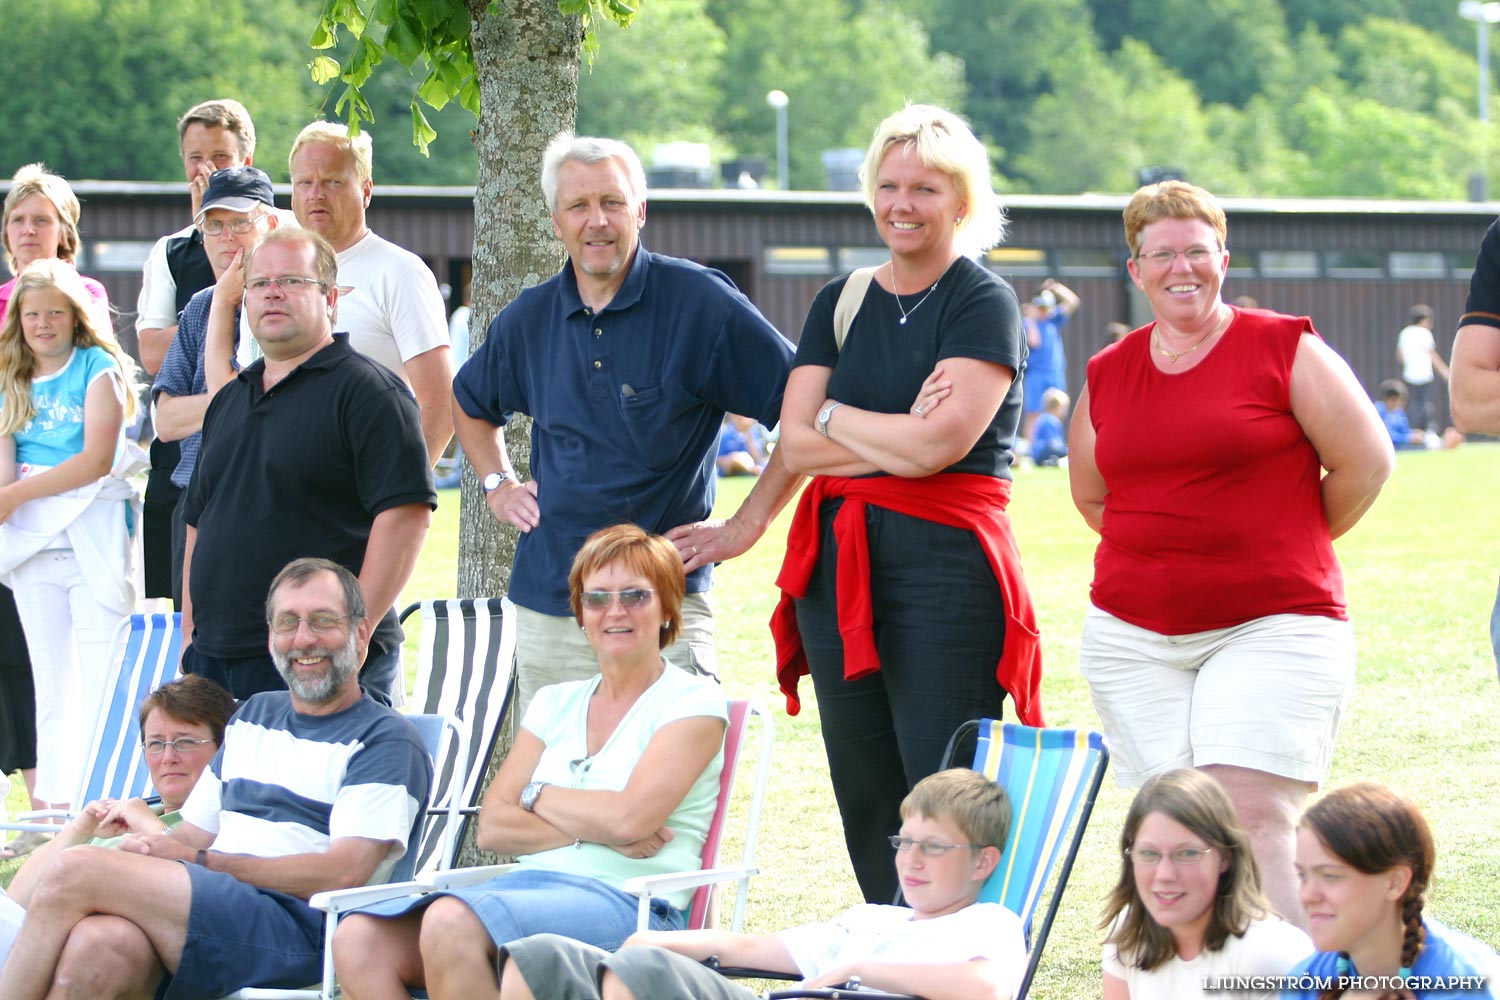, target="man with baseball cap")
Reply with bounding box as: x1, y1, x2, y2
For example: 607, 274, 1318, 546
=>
151, 165, 278, 603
